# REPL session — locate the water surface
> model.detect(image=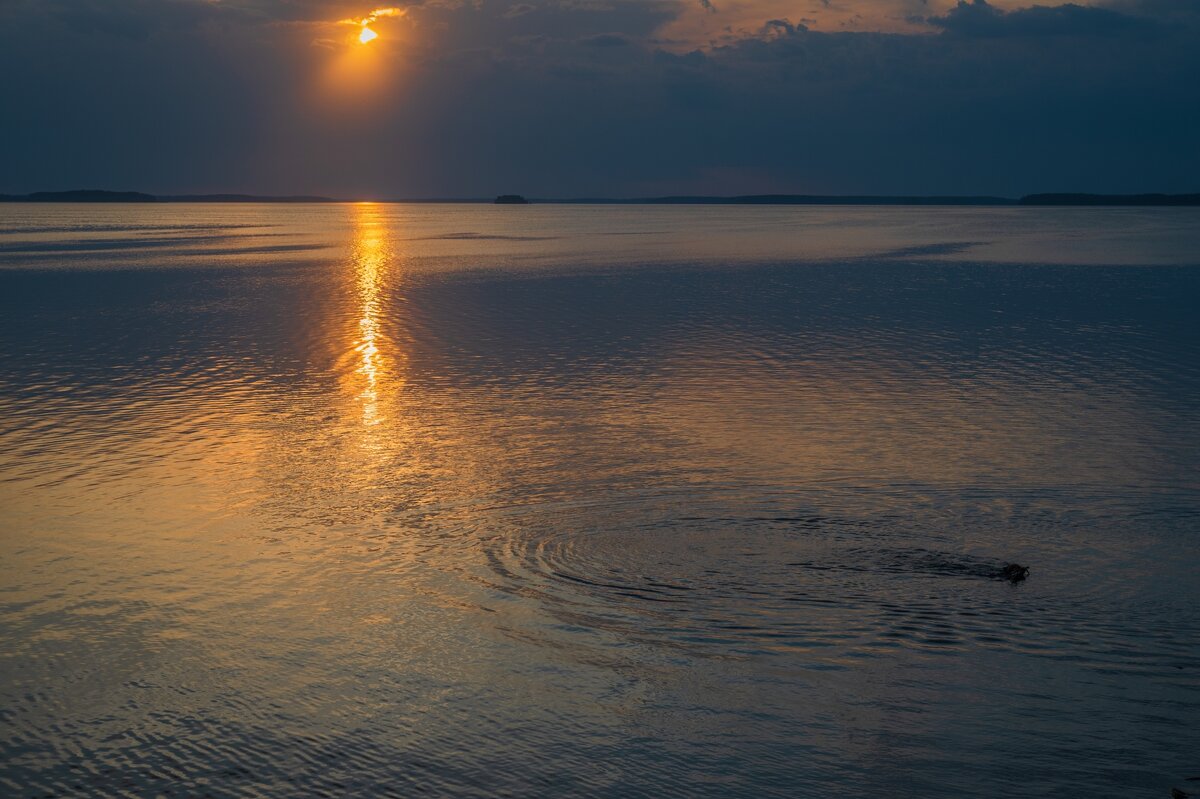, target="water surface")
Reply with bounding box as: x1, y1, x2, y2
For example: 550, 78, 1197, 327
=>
2, 204, 1199, 797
